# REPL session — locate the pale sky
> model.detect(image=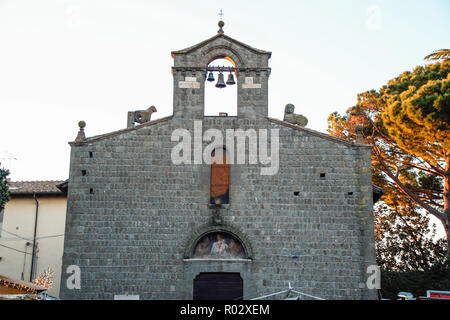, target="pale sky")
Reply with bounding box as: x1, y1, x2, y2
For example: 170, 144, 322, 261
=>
1, 0, 449, 182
